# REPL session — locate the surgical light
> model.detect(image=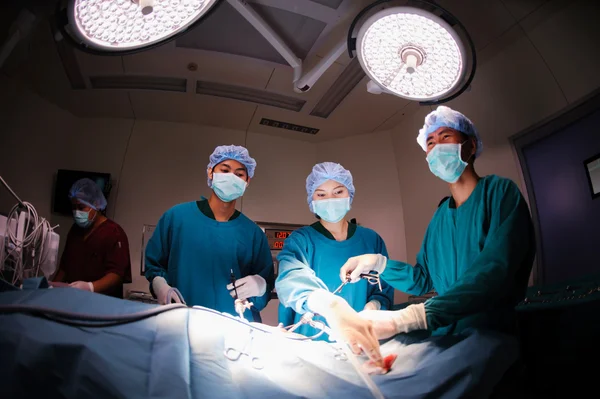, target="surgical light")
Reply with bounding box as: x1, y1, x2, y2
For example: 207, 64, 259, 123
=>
347, 1, 476, 105
57, 0, 220, 55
